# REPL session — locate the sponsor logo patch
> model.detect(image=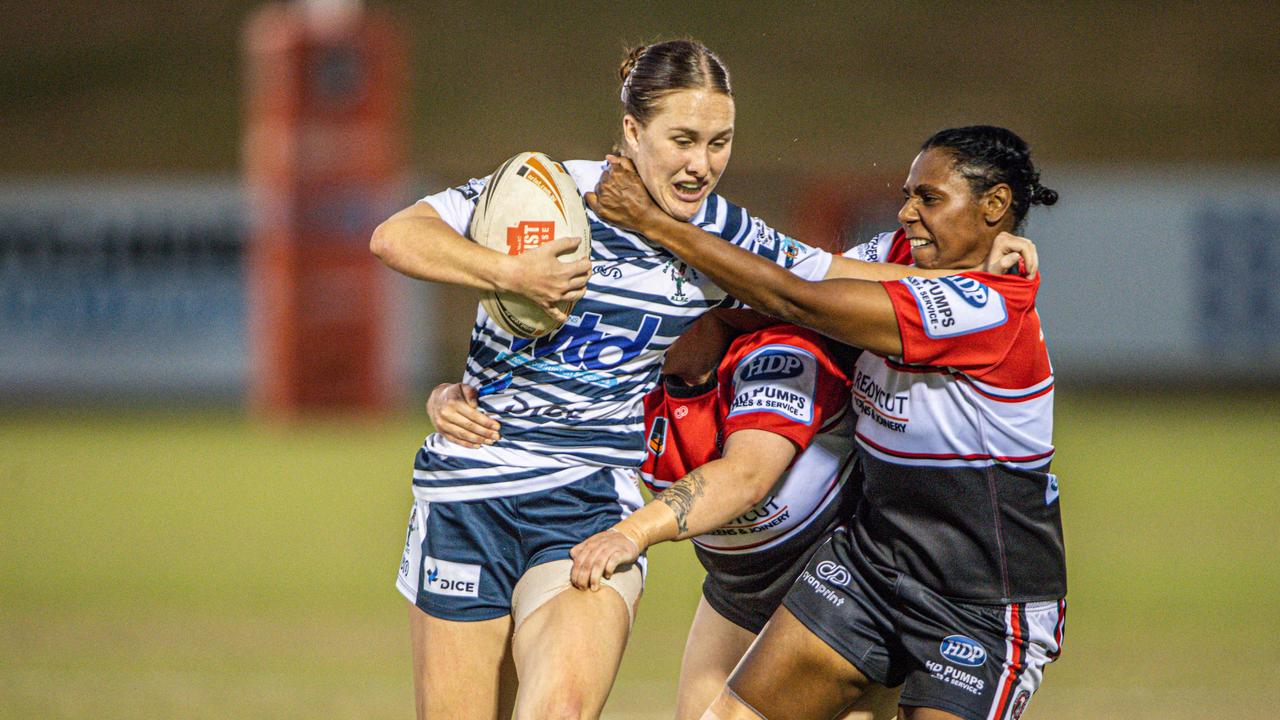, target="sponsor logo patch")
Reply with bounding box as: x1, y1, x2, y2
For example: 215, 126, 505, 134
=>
815, 560, 851, 586
850, 237, 881, 263
798, 570, 845, 607
939, 635, 988, 667
900, 276, 1008, 339
499, 312, 663, 387
924, 659, 987, 696
728, 345, 817, 424
592, 264, 624, 280
505, 220, 555, 255
647, 416, 668, 456
422, 556, 482, 598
